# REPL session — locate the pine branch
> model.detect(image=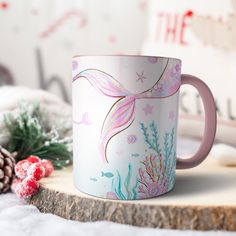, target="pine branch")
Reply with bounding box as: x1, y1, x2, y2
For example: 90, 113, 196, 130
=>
4, 103, 71, 169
